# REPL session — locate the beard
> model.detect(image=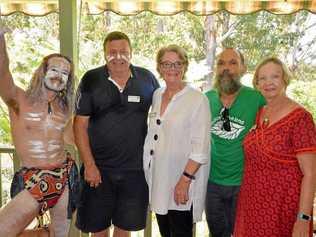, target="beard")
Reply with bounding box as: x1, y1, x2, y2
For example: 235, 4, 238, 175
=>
44, 76, 67, 92
215, 70, 242, 94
